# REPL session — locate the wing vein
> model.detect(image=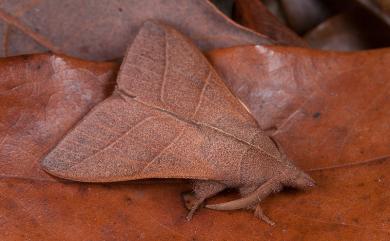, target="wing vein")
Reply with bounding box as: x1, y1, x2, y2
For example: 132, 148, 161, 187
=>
75, 129, 107, 144
120, 94, 279, 160
73, 116, 158, 166
192, 70, 211, 118
238, 132, 258, 182
140, 128, 186, 174
65, 139, 99, 151
125, 63, 161, 77
94, 120, 122, 135
160, 31, 169, 104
